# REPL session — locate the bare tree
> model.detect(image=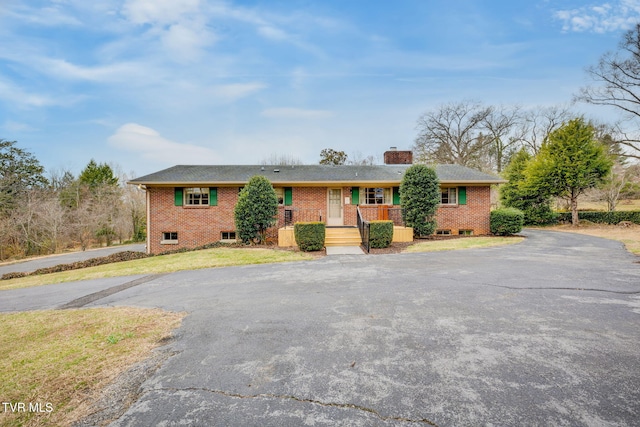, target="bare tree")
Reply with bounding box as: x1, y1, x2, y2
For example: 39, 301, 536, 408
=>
482, 105, 524, 172
261, 153, 304, 165
519, 105, 573, 154
348, 151, 377, 165
413, 101, 493, 169
576, 23, 640, 160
